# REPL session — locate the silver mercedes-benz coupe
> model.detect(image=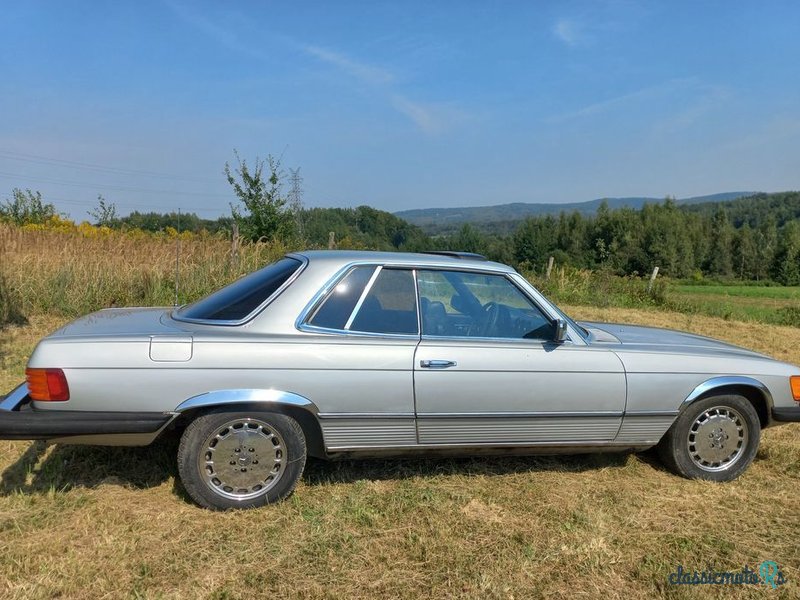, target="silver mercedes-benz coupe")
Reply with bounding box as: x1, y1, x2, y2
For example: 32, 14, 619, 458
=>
2, 250, 799, 509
